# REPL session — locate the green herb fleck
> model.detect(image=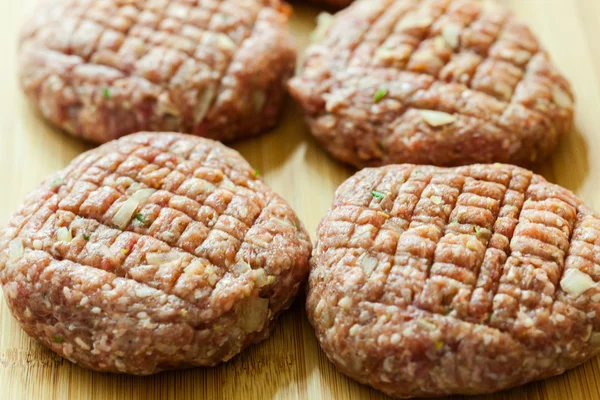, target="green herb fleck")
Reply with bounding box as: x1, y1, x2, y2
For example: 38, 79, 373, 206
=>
371, 190, 386, 200
444, 307, 452, 315
474, 226, 481, 235
83, 233, 91, 241
50, 177, 65, 188
134, 213, 145, 224
413, 170, 423, 177
373, 88, 388, 103
103, 87, 111, 99
254, 169, 260, 177
42, 292, 47, 299
451, 218, 459, 224
434, 340, 444, 351
292, 221, 298, 231
54, 335, 63, 344
377, 141, 385, 151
